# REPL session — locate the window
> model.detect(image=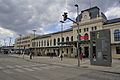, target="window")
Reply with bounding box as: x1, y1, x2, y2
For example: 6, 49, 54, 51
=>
84, 28, 86, 32
50, 39, 52, 46
91, 27, 94, 31
39, 41, 40, 47
66, 37, 69, 42
87, 28, 89, 31
66, 48, 68, 54
62, 37, 64, 42
57, 38, 60, 45
44, 40, 46, 46
36, 42, 38, 47
41, 40, 43, 47
54, 39, 56, 46
77, 29, 81, 33
47, 40, 49, 46
84, 33, 89, 40
95, 26, 97, 30
71, 36, 73, 41
114, 29, 120, 41
116, 47, 120, 54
